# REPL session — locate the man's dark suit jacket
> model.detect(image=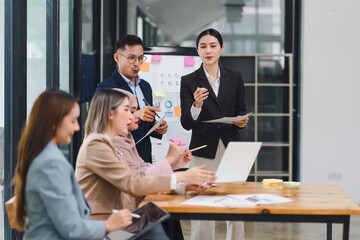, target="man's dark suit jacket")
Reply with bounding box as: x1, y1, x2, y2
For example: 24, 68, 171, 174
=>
95, 70, 162, 163
180, 64, 247, 159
